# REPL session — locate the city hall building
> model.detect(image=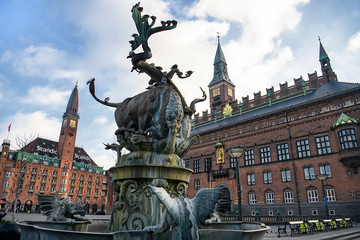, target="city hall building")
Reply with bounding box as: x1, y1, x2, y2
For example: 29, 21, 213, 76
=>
184, 38, 360, 219
0, 83, 112, 214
